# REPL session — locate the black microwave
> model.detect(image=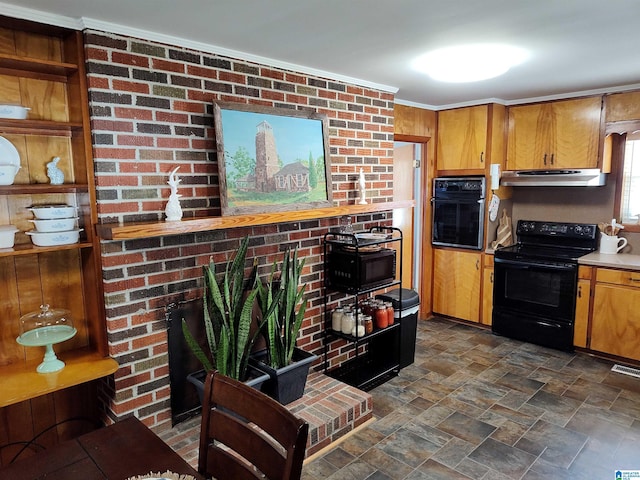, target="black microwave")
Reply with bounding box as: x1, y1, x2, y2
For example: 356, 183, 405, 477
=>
327, 248, 396, 291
